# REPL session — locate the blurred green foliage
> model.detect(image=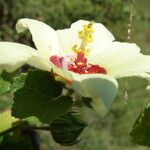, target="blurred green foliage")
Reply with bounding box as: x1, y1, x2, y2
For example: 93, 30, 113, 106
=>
0, 0, 131, 42
0, 0, 149, 43
0, 0, 150, 150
